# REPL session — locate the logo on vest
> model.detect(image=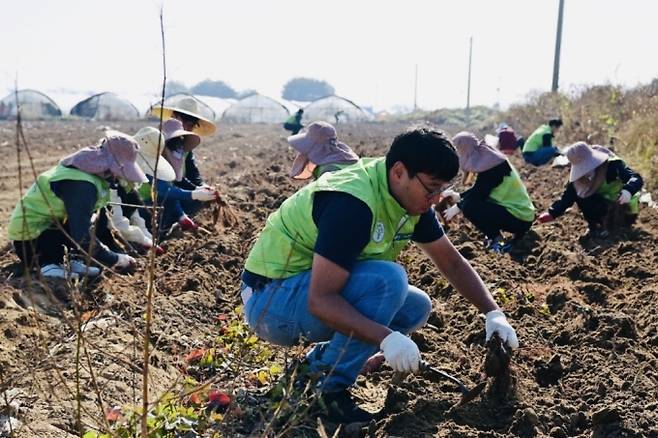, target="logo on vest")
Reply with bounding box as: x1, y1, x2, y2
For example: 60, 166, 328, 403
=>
372, 222, 385, 243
